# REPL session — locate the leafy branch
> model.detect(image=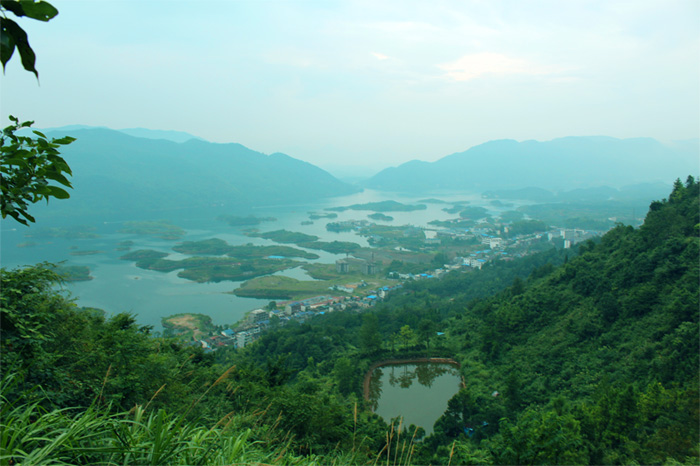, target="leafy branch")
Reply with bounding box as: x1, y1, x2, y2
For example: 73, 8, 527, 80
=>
1, 116, 75, 225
